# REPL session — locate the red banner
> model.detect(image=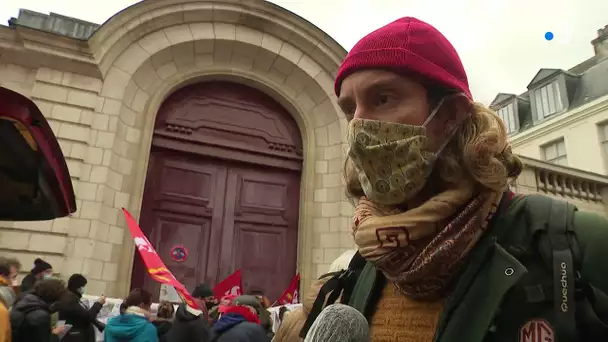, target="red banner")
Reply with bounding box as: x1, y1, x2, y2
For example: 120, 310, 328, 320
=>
122, 208, 201, 311
276, 274, 300, 305
213, 270, 242, 299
